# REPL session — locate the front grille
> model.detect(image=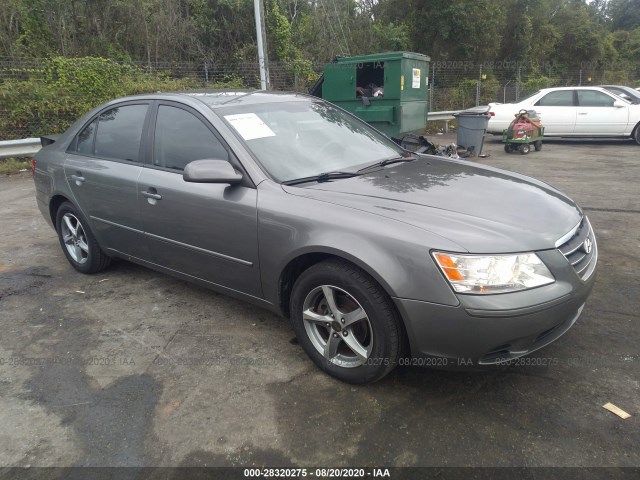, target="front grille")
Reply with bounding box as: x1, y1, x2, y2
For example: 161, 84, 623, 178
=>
557, 217, 597, 281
